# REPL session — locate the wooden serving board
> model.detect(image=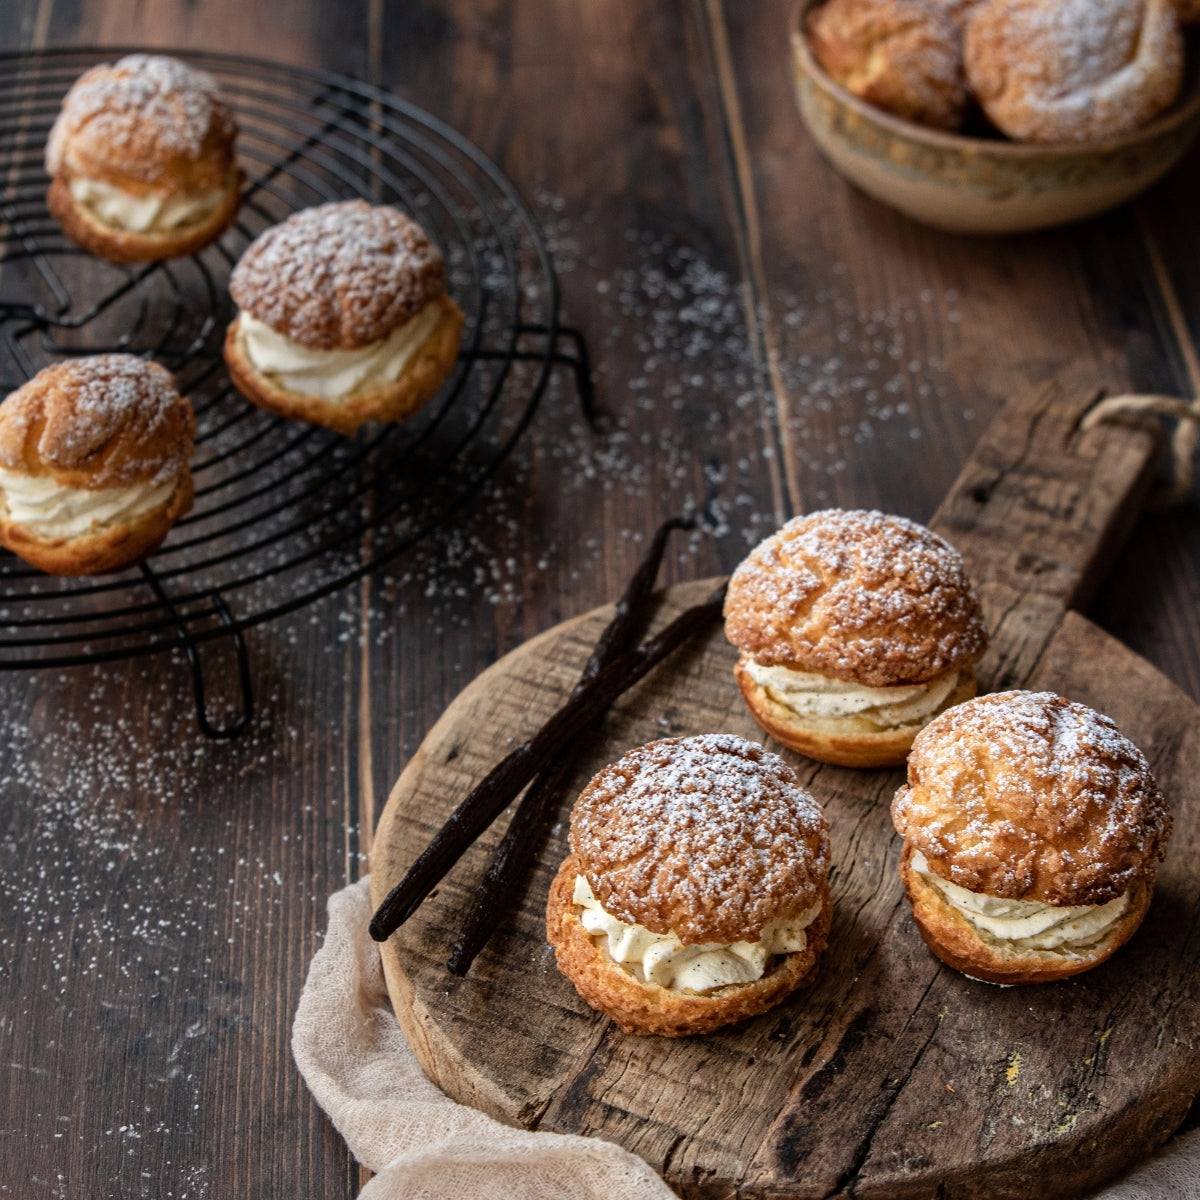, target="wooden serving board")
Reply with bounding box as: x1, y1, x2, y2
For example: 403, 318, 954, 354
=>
371, 379, 1200, 1199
